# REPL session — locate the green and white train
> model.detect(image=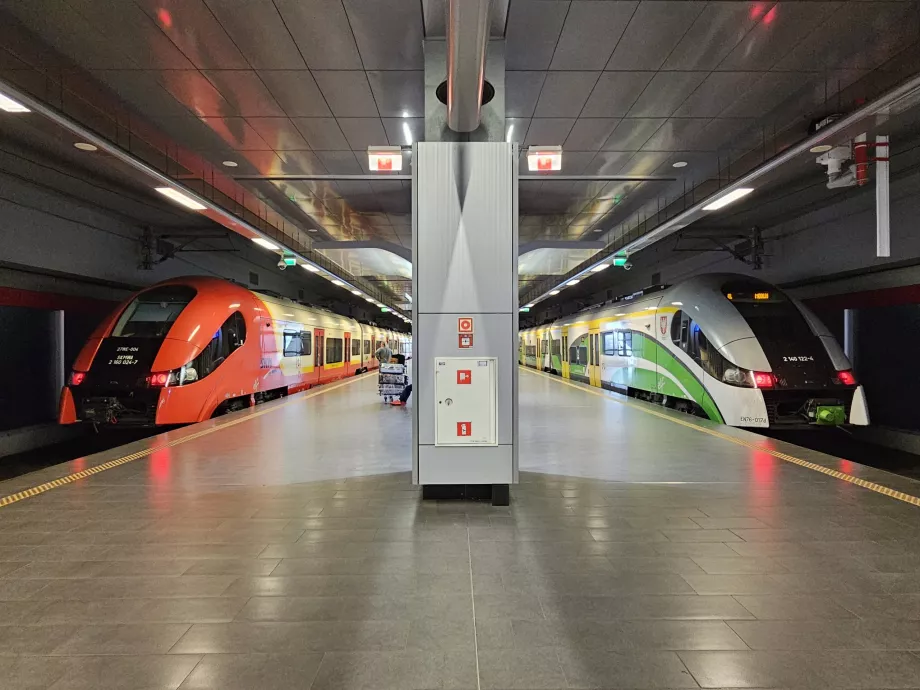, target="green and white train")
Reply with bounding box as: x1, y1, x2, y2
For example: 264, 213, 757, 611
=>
520, 273, 869, 428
